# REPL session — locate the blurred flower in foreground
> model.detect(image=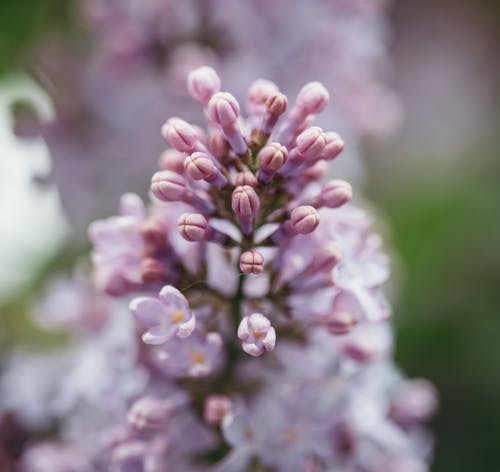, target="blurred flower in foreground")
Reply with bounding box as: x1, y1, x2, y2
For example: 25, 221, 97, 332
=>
19, 0, 400, 232
1, 68, 435, 471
